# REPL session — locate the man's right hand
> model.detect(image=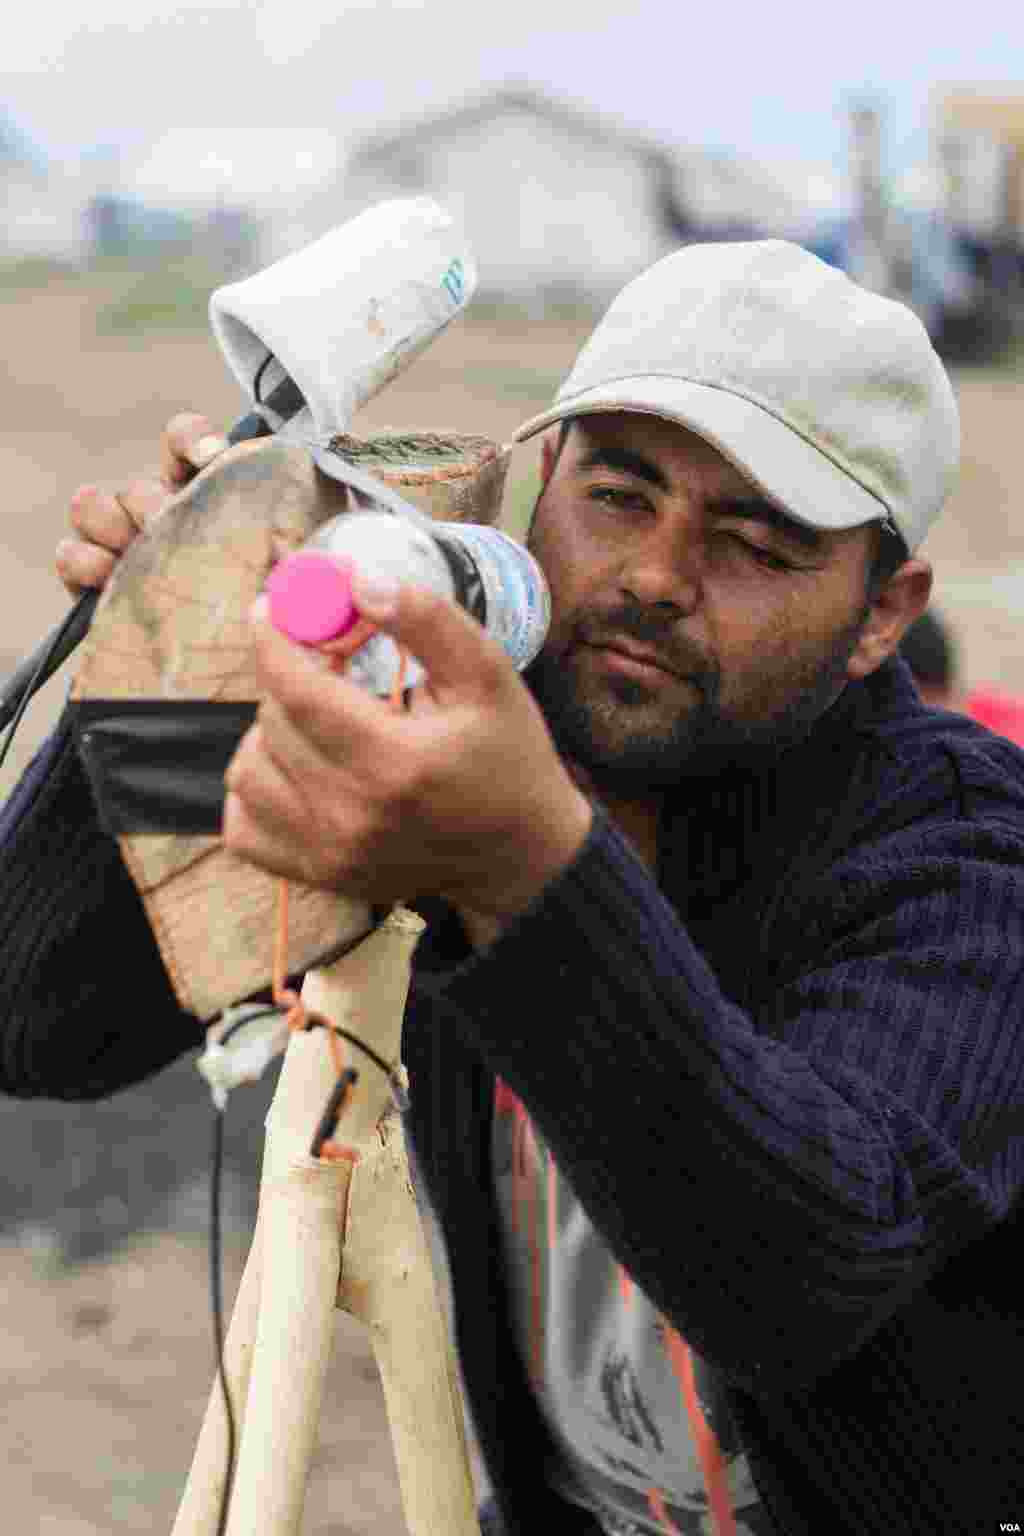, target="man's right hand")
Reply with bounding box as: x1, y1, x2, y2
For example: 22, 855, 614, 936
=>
55, 413, 228, 598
